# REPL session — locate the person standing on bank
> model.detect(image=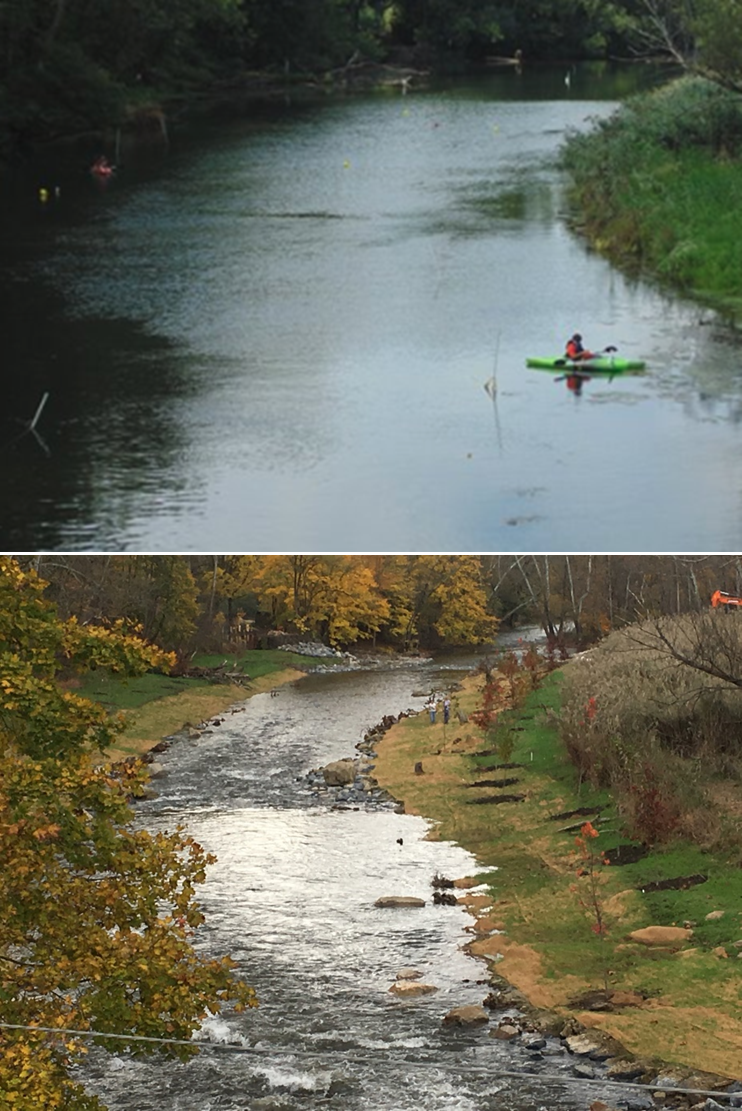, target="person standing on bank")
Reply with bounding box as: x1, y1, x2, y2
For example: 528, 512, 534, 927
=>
427, 697, 437, 724
443, 697, 451, 725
